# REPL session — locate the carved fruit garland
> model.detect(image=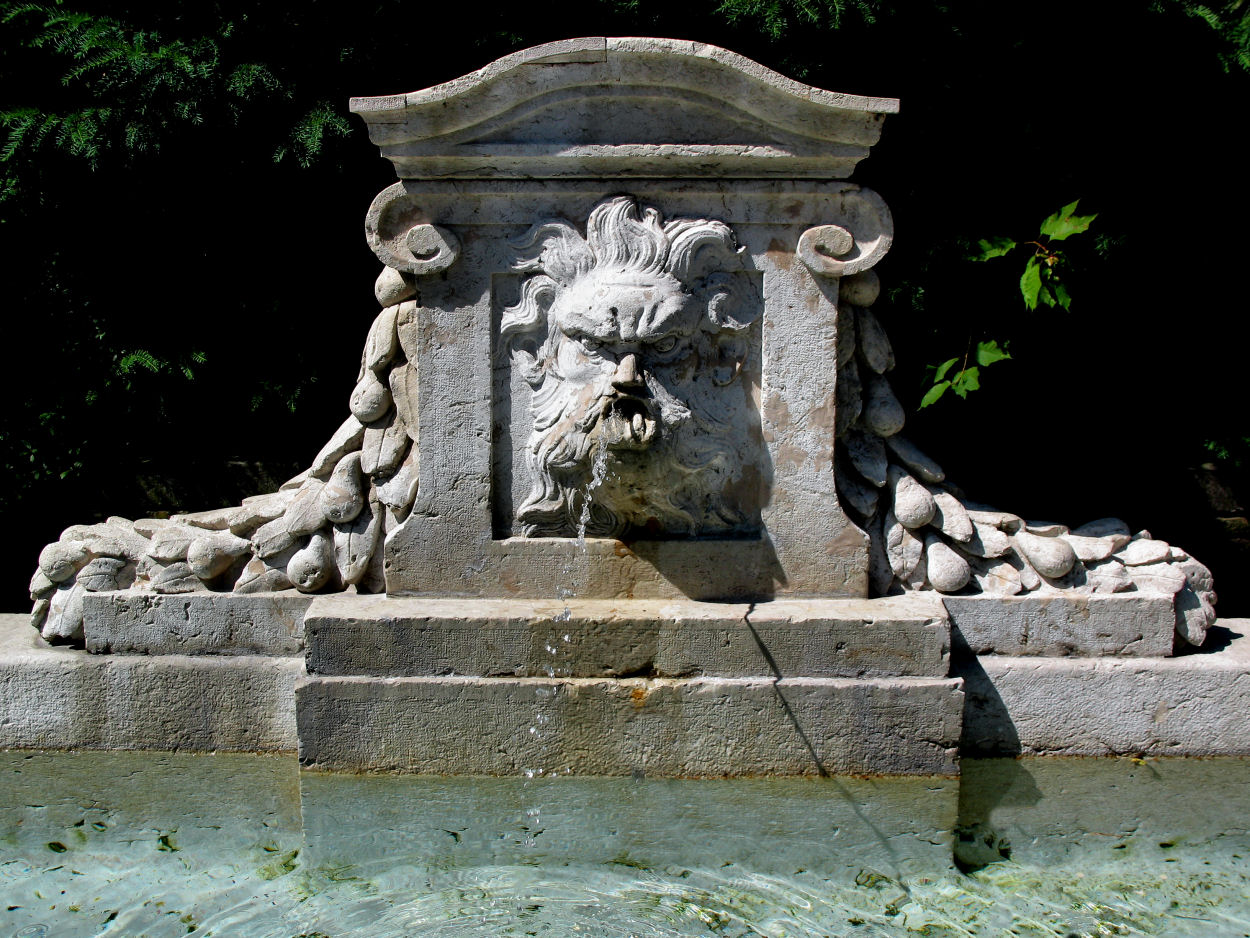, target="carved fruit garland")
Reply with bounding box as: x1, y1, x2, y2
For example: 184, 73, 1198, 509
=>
829, 267, 1218, 647
29, 264, 425, 644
